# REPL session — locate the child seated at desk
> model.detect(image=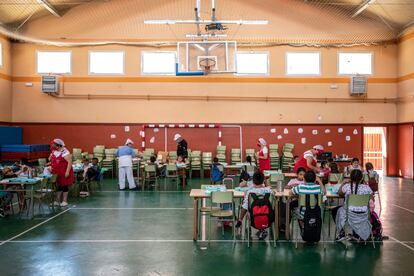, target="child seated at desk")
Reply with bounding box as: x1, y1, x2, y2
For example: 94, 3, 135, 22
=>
239, 156, 257, 187
320, 161, 331, 184
211, 157, 223, 184
82, 158, 100, 182
345, 158, 363, 177
236, 172, 273, 240
286, 167, 306, 188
